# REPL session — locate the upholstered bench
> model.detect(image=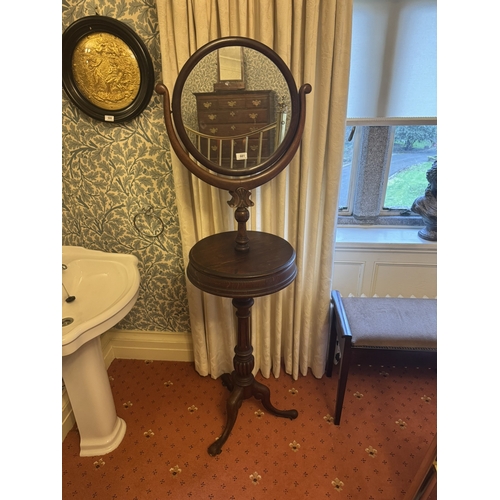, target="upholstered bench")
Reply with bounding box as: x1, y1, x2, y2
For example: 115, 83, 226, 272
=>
325, 290, 437, 425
